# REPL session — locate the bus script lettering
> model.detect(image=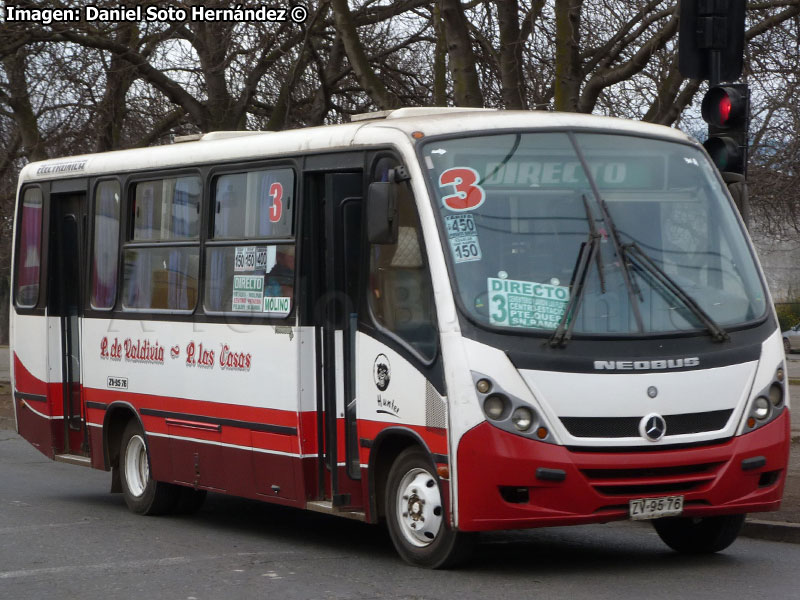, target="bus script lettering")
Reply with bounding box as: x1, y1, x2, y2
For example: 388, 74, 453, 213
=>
186, 341, 214, 368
